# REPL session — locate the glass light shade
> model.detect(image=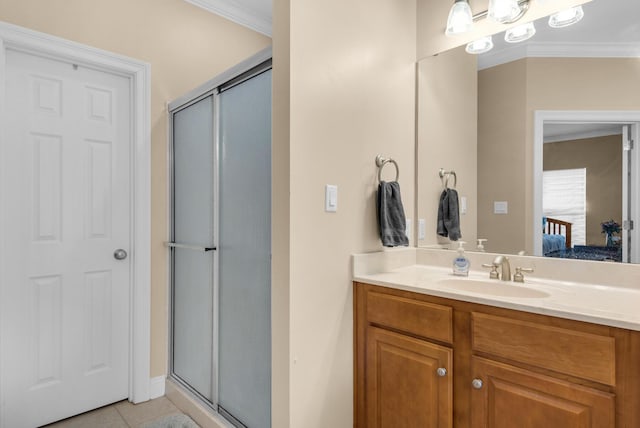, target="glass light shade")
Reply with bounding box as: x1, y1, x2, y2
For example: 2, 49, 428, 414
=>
505, 22, 536, 43
466, 36, 494, 54
445, 0, 473, 36
488, 0, 521, 23
548, 6, 584, 28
